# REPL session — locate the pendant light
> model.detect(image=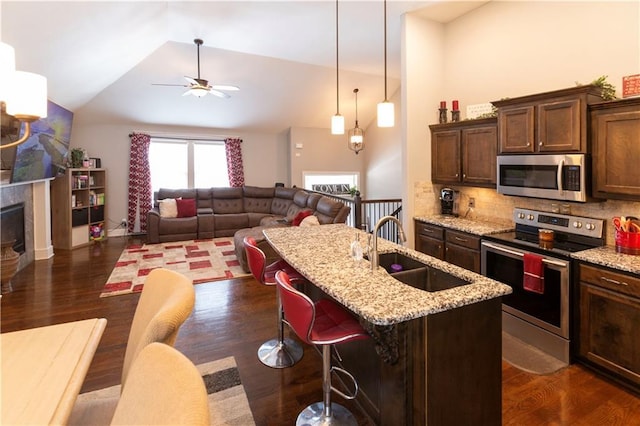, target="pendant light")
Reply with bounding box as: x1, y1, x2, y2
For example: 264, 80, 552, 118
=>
377, 0, 394, 127
331, 0, 345, 134
348, 88, 364, 154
